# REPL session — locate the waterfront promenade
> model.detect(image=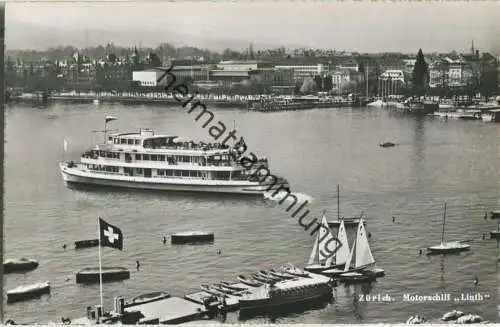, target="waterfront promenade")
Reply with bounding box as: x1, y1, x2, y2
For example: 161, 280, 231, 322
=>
9, 91, 360, 110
